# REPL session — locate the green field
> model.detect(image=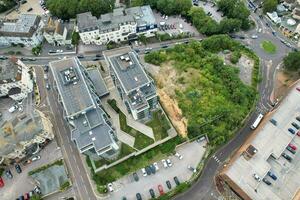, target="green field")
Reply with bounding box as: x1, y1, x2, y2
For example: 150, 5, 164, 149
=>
261, 40, 277, 54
